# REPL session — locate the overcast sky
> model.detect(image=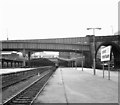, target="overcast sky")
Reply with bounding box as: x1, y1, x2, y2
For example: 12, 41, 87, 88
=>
0, 0, 118, 40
